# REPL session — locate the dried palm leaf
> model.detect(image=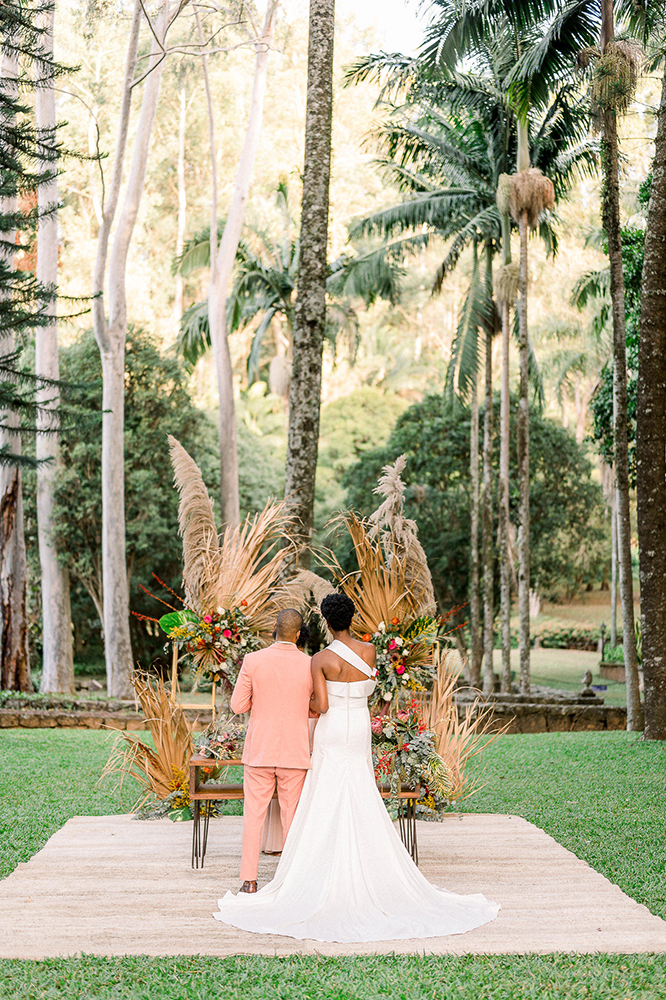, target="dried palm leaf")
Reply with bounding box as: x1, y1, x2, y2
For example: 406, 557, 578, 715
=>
169, 437, 297, 641
422, 648, 509, 803
322, 511, 427, 636
99, 673, 195, 809
168, 435, 219, 611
